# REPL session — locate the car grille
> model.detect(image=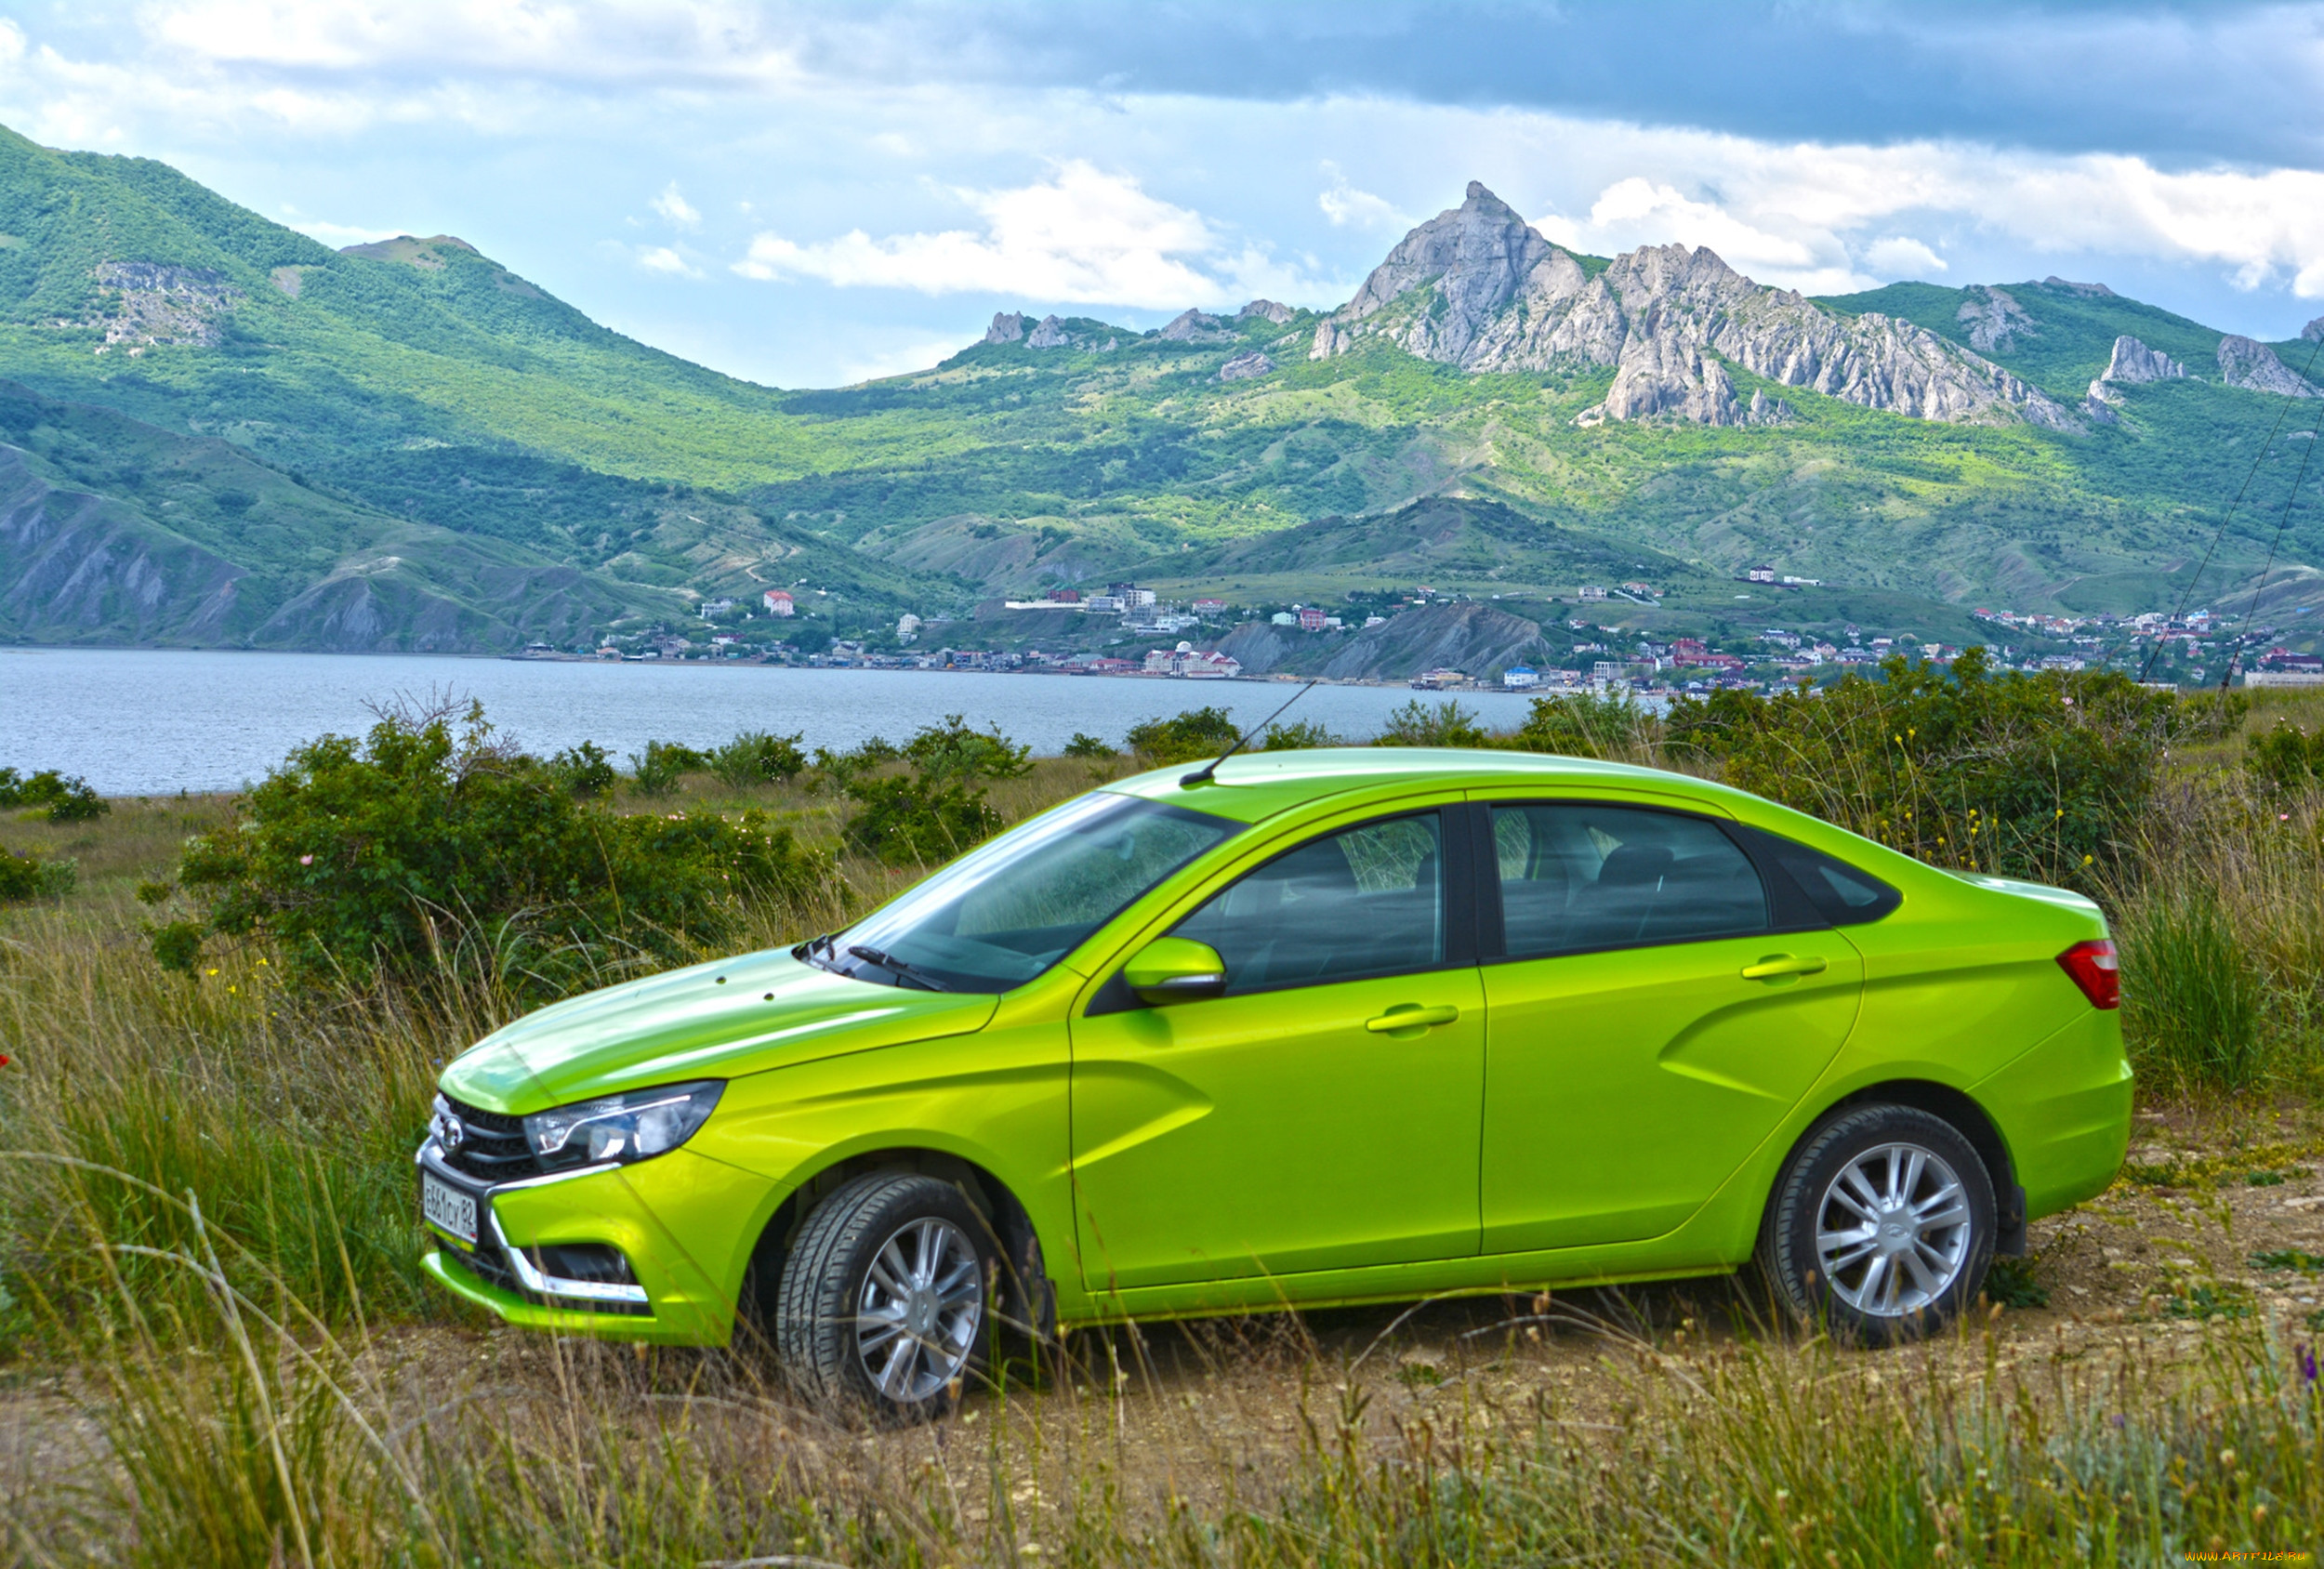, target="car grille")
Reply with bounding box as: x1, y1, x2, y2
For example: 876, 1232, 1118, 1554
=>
434, 1093, 544, 1180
